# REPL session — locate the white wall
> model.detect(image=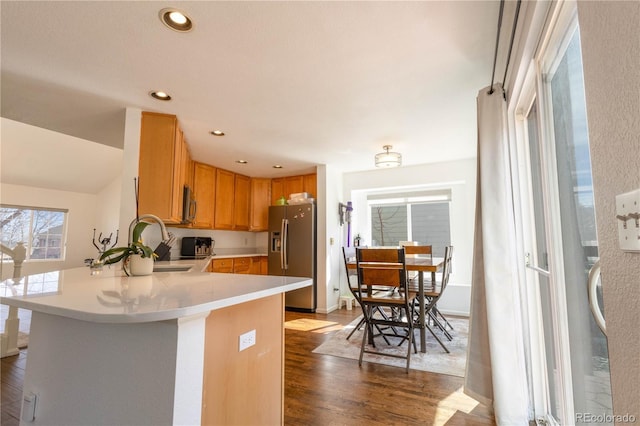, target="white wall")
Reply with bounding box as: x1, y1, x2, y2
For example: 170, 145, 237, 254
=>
577, 0, 640, 417
341, 158, 477, 316
318, 165, 344, 313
